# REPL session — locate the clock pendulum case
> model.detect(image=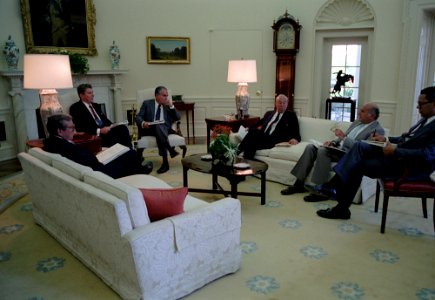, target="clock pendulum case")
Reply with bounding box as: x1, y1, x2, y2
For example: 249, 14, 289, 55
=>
272, 10, 302, 111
